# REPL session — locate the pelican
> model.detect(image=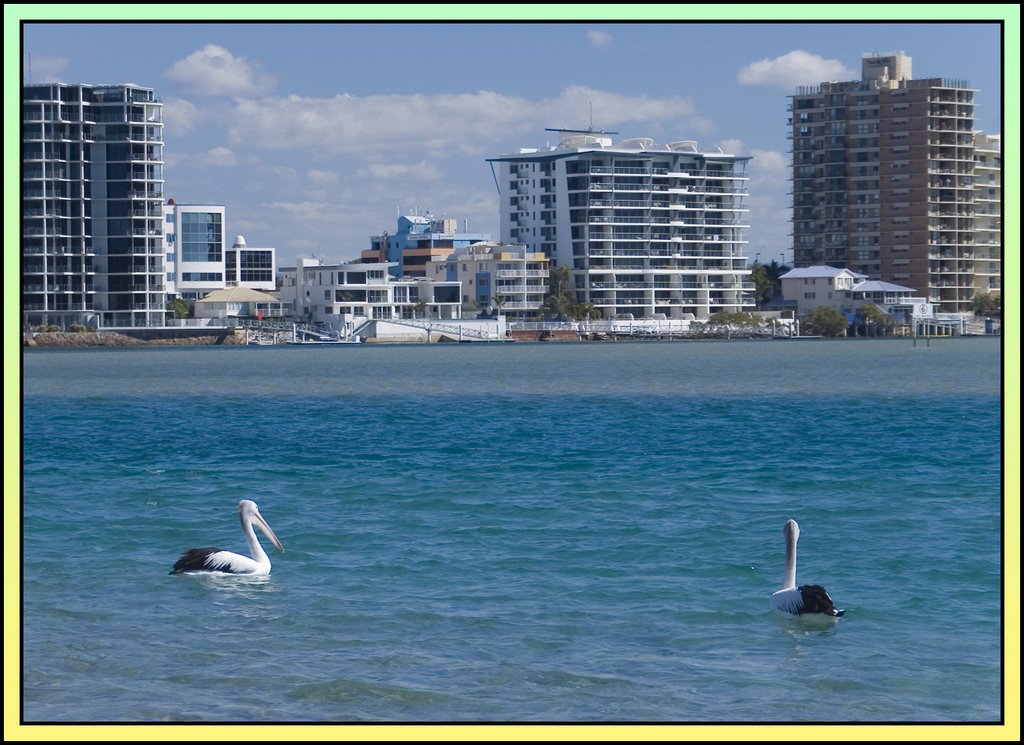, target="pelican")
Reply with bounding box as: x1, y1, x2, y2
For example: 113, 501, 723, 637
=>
770, 519, 844, 617
171, 500, 284, 575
